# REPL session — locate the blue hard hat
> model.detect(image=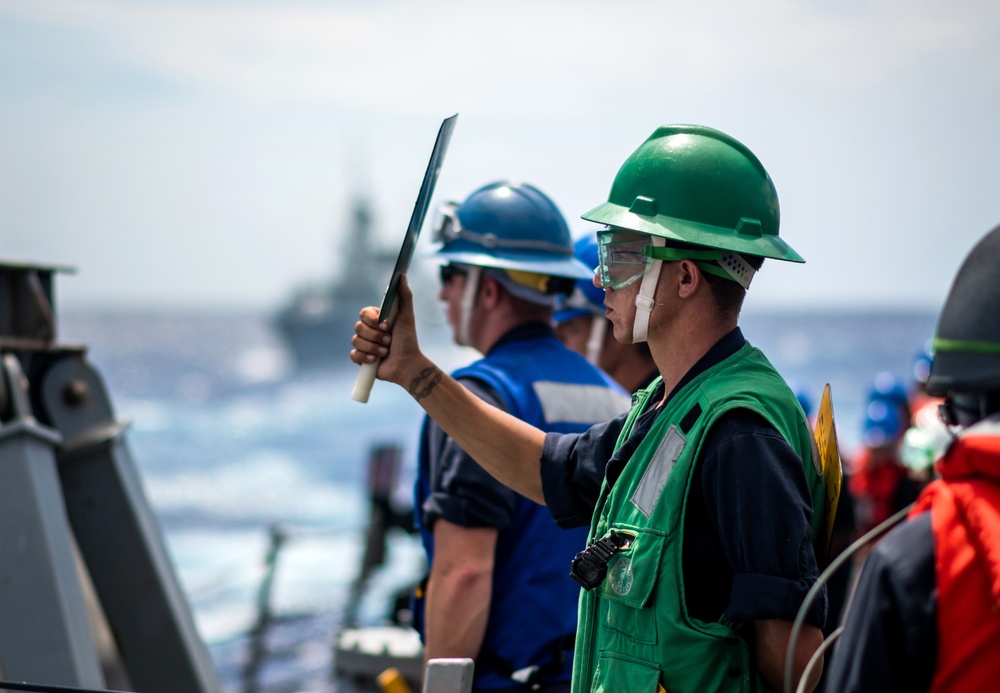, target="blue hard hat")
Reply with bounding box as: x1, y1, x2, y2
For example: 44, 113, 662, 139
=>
786, 379, 813, 419
911, 340, 933, 386
430, 181, 592, 280
867, 371, 908, 407
862, 398, 904, 447
555, 234, 606, 324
